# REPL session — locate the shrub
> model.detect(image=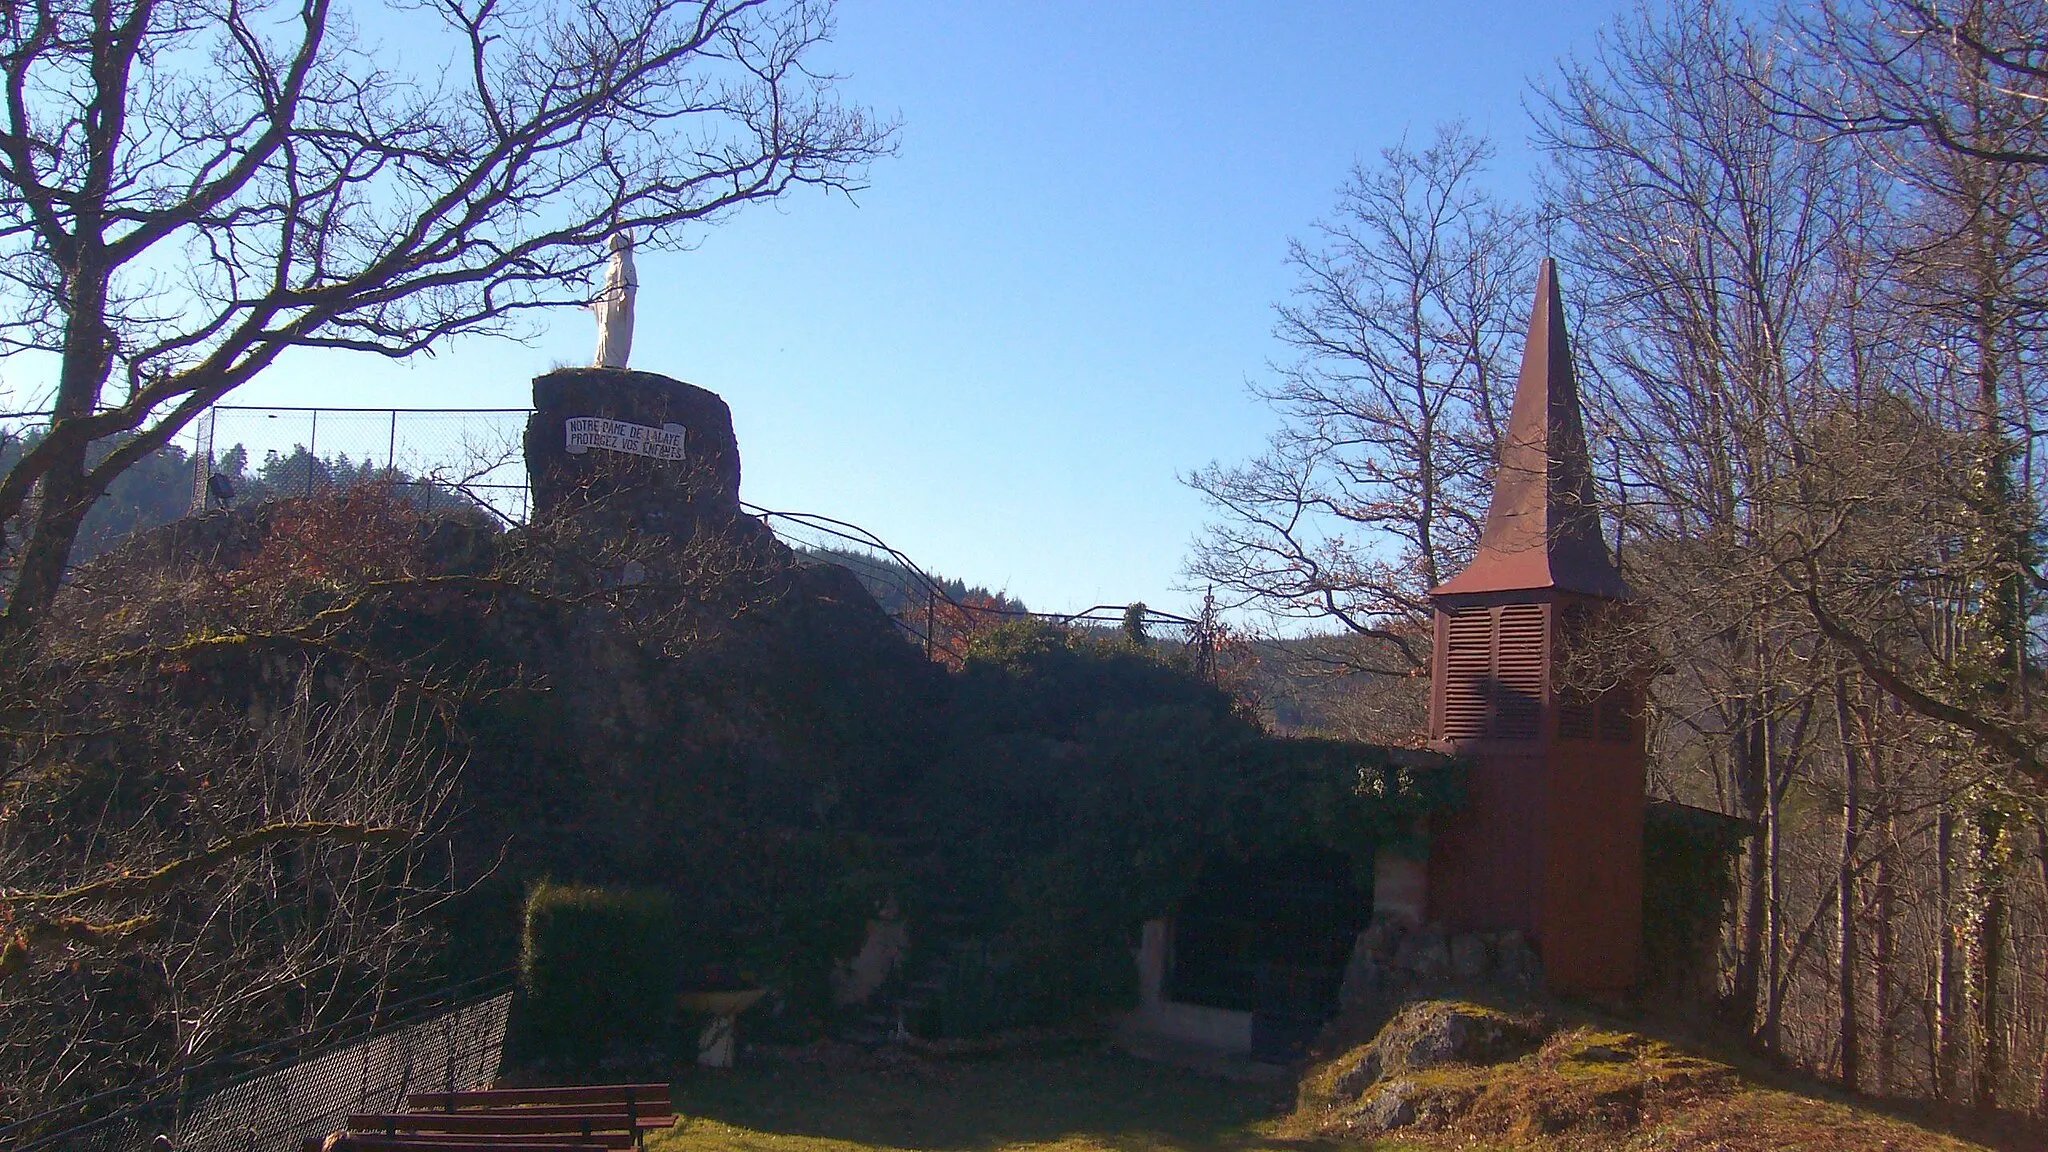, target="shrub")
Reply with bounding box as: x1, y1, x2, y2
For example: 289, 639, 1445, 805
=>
517, 882, 679, 1065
